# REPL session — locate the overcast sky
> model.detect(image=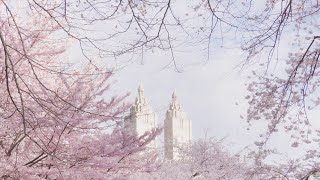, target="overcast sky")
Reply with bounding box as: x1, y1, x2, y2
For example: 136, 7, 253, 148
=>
63, 0, 320, 157
109, 45, 263, 152
109, 30, 319, 157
